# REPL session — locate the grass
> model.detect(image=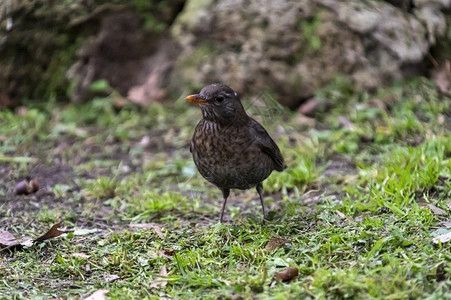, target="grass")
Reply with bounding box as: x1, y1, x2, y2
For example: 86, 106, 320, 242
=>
0, 78, 450, 299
